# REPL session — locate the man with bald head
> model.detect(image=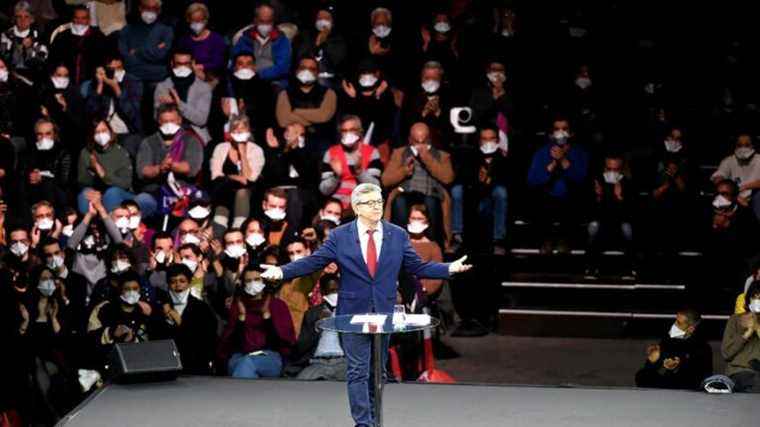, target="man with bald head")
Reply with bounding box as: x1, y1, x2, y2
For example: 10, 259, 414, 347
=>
231, 3, 292, 87
381, 122, 454, 242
